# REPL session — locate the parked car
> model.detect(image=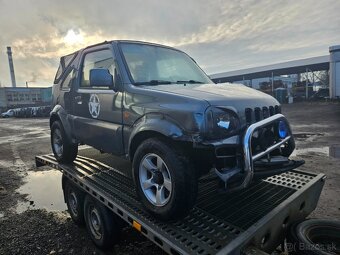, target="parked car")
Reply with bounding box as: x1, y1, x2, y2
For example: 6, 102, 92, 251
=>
50, 40, 302, 220
9, 106, 51, 118
310, 88, 330, 100
1, 109, 14, 118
